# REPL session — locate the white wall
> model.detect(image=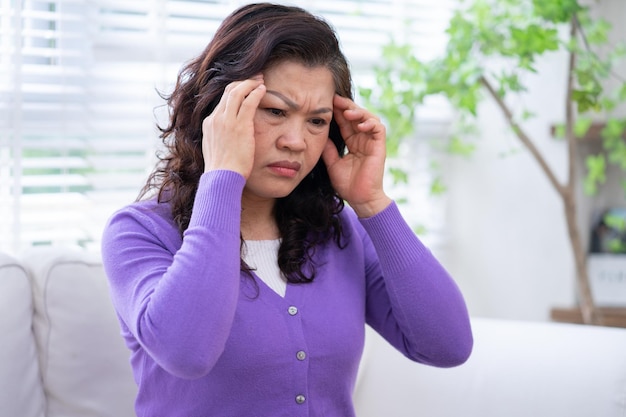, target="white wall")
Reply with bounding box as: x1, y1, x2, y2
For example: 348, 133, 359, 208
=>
439, 0, 626, 322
